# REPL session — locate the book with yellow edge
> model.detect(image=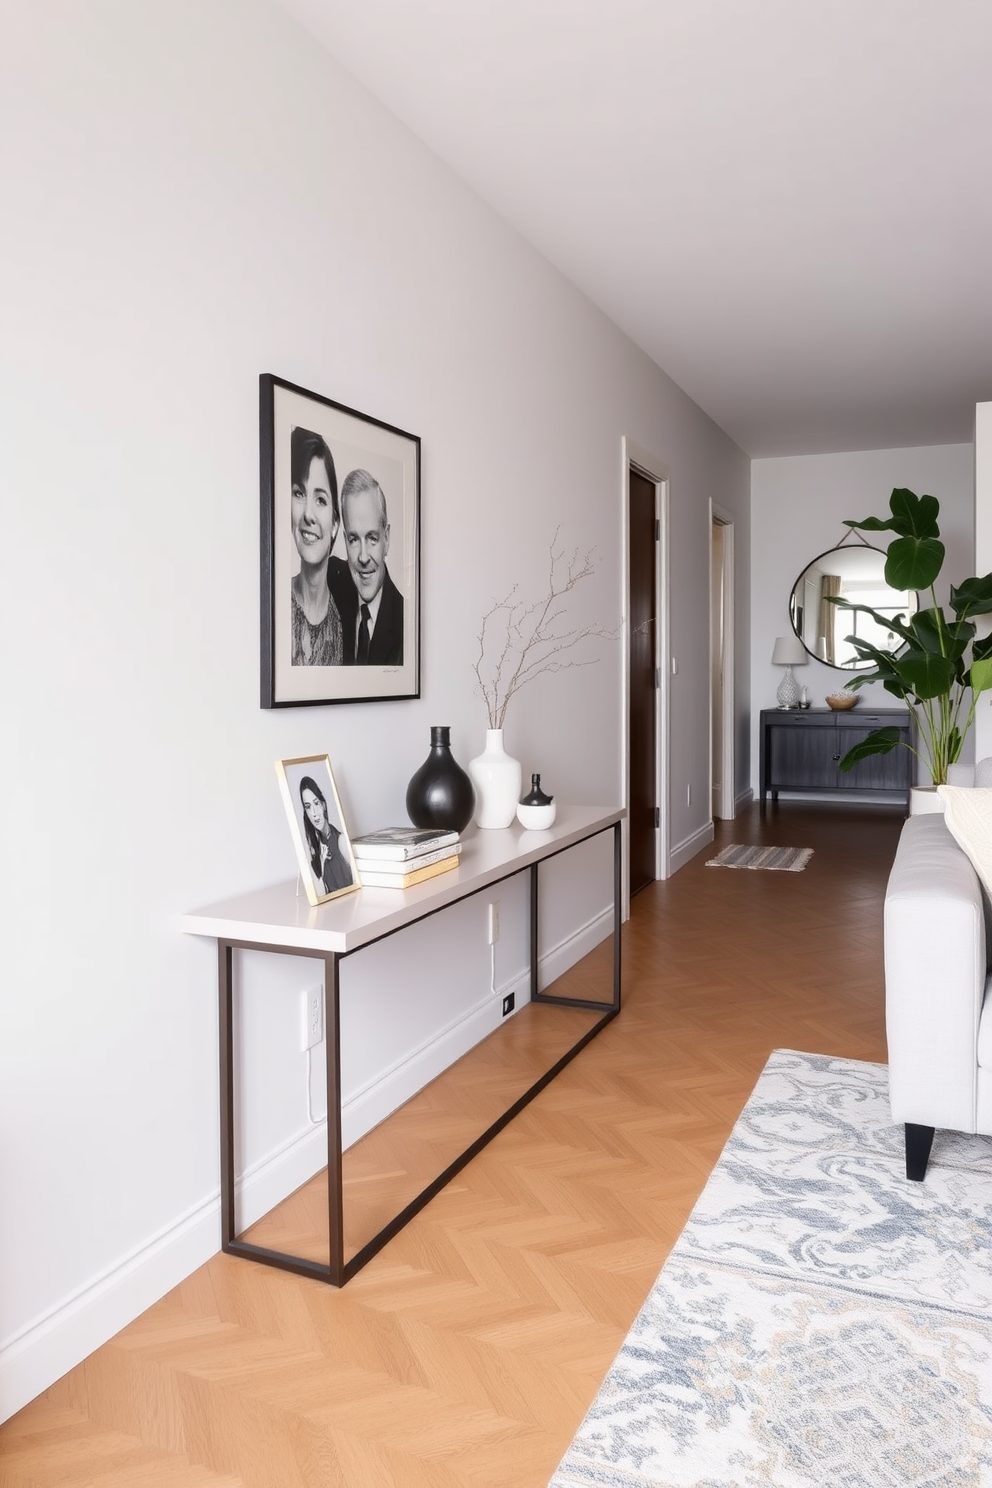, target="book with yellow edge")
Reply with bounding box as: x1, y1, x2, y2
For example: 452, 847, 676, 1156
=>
357, 854, 459, 889
353, 841, 458, 874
